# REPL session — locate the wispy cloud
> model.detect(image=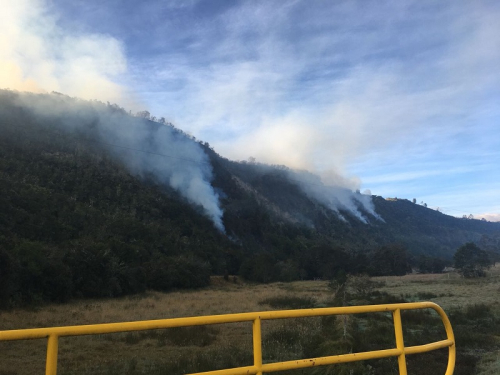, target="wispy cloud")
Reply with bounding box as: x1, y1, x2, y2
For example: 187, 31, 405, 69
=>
4, 0, 499, 217
361, 167, 479, 186
133, 1, 499, 172
127, 1, 500, 216
423, 184, 500, 218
